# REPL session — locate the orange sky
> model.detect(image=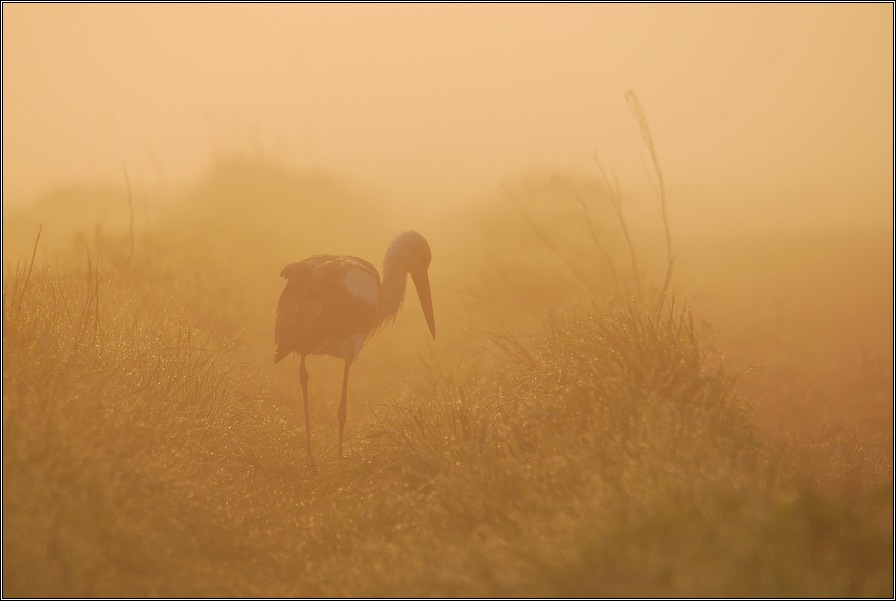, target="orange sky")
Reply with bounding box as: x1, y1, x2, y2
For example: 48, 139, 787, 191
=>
3, 4, 893, 227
